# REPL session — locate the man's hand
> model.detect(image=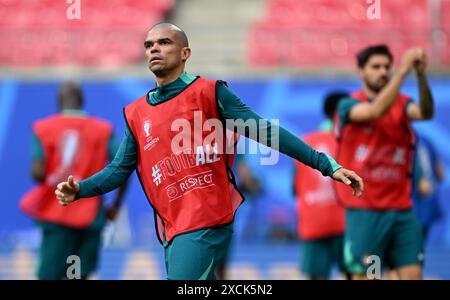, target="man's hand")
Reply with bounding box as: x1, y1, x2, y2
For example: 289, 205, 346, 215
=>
414, 50, 427, 76
332, 168, 364, 198
399, 47, 424, 76
55, 175, 80, 206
